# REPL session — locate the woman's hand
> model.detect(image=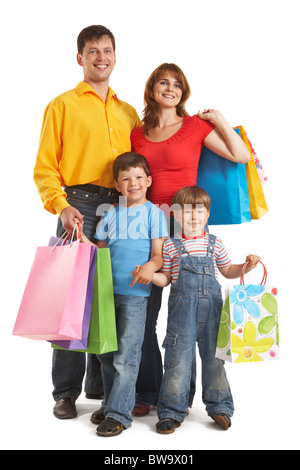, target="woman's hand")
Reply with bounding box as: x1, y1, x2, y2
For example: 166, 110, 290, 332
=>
199, 108, 251, 163
197, 108, 223, 125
